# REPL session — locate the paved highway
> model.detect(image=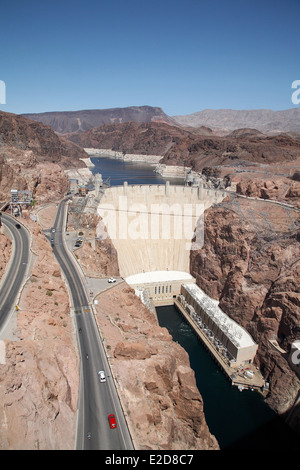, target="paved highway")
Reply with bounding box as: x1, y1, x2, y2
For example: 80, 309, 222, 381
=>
51, 199, 134, 450
0, 214, 30, 331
